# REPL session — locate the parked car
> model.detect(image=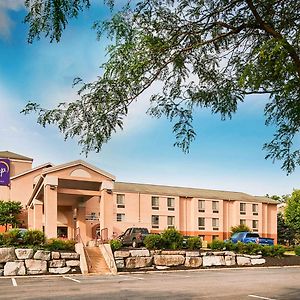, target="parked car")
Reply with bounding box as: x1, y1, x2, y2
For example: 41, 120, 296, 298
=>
118, 227, 149, 248
229, 231, 274, 246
